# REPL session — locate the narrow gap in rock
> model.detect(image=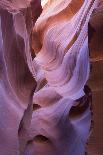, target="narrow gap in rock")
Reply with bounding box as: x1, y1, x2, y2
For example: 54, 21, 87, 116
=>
18, 87, 35, 154
26, 135, 50, 146
33, 135, 50, 143
69, 85, 92, 119
33, 104, 41, 111
69, 96, 89, 119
